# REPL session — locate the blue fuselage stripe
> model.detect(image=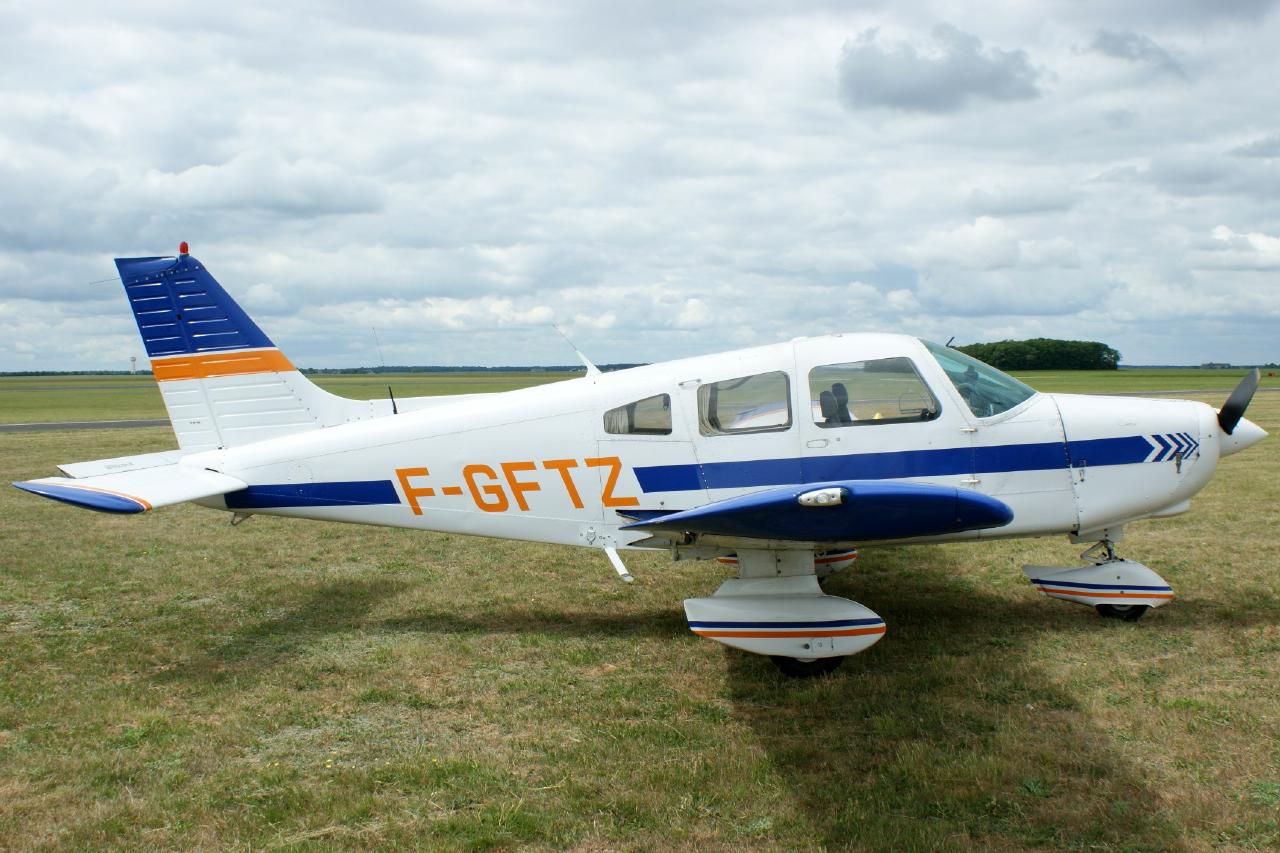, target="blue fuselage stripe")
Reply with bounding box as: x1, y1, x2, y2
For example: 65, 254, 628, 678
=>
224, 480, 399, 509
1030, 579, 1173, 591
218, 435, 1159, 507
635, 435, 1154, 493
